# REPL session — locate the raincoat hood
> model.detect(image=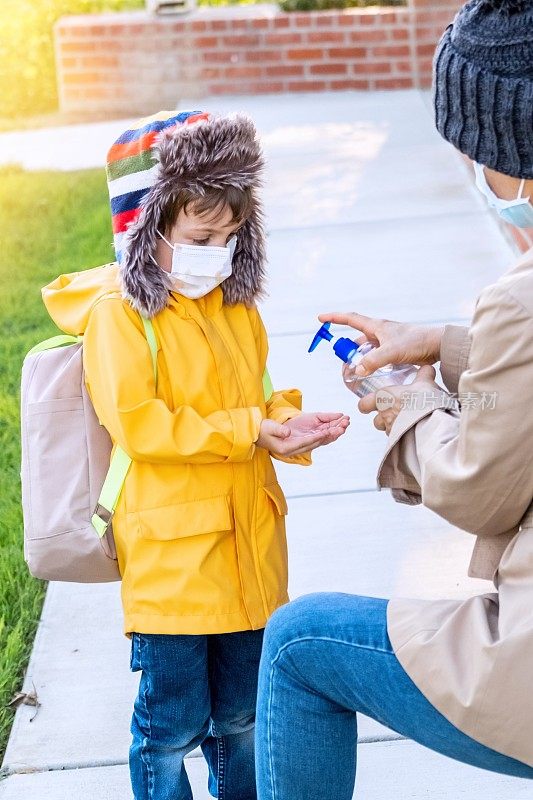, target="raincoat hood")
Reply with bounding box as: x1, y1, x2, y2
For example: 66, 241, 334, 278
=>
42, 263, 122, 336
106, 110, 267, 319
